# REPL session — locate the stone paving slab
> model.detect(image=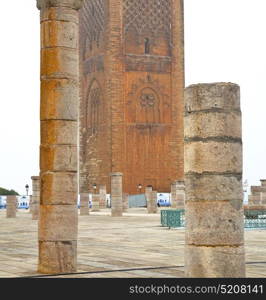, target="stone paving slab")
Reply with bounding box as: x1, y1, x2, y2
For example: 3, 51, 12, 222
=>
0, 208, 265, 278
